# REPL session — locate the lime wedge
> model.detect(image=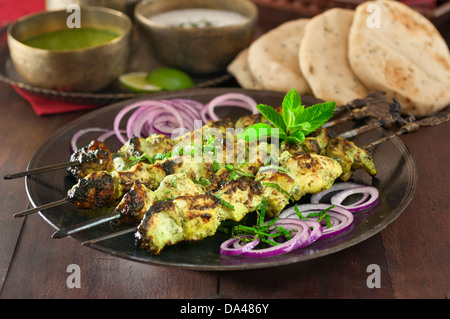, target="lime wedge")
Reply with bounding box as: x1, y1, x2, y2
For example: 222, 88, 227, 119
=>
146, 67, 195, 91
119, 72, 162, 93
